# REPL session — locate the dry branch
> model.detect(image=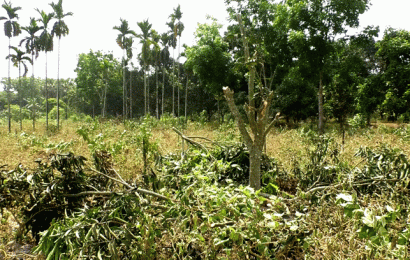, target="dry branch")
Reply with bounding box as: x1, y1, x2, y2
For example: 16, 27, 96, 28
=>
172, 127, 209, 153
